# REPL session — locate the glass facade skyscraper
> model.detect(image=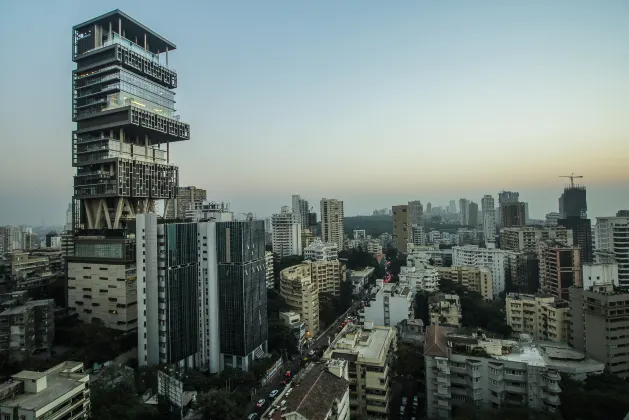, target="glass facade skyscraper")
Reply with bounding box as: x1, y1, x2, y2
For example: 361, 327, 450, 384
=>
216, 220, 268, 367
